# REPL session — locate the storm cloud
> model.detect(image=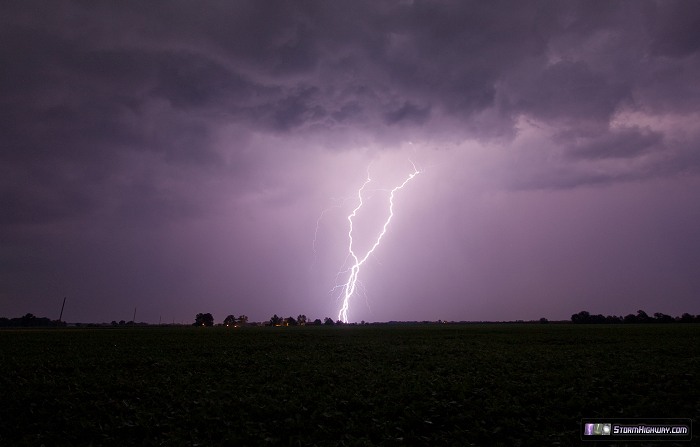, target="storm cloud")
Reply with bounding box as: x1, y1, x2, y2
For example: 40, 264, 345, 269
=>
2, 1, 699, 323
